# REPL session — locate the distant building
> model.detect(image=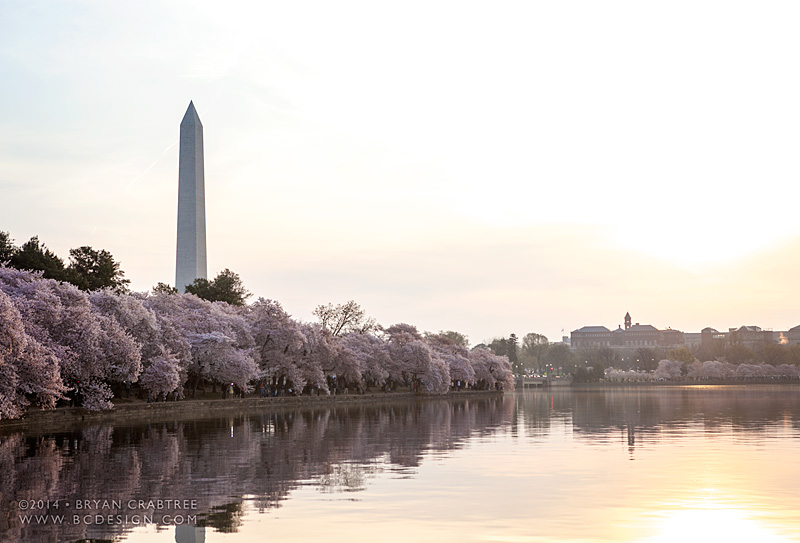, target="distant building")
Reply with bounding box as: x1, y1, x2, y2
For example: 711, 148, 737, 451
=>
700, 327, 724, 350
728, 325, 773, 349
572, 315, 792, 353
683, 332, 702, 349
787, 325, 800, 345
658, 328, 685, 348
699, 325, 783, 350
570, 326, 612, 349
611, 323, 659, 347
571, 313, 684, 350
